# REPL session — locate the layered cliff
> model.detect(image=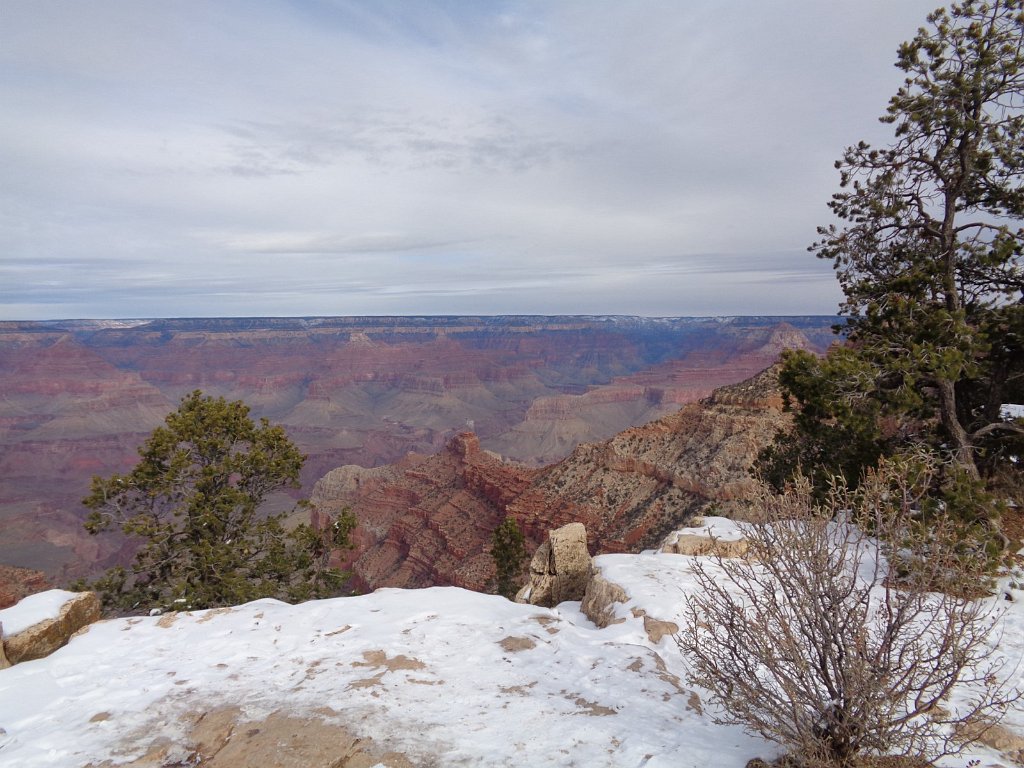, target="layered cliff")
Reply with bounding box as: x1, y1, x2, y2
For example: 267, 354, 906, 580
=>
310, 365, 790, 592
0, 316, 831, 583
